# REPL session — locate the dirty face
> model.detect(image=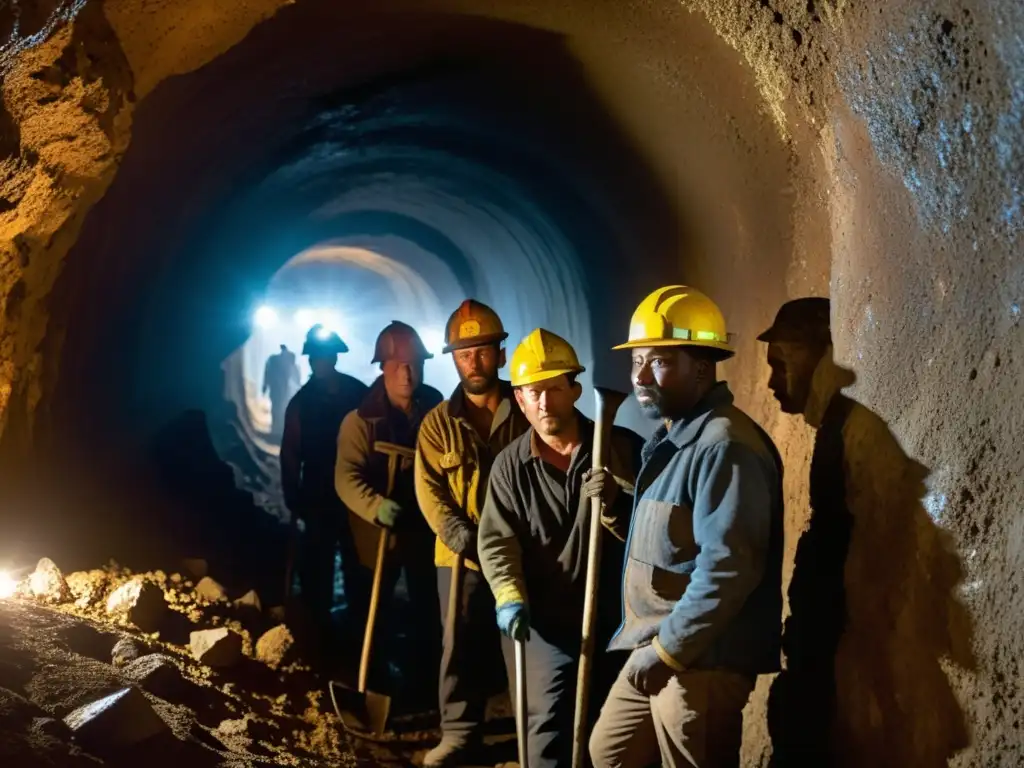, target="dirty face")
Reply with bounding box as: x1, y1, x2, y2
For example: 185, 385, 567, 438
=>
514, 375, 581, 437
766, 341, 825, 414
631, 346, 710, 421
382, 358, 423, 400
453, 343, 505, 395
